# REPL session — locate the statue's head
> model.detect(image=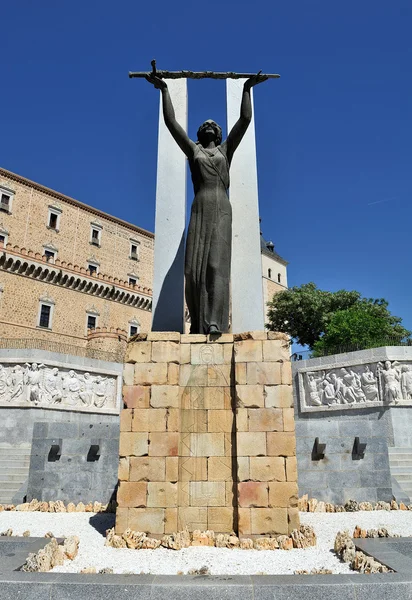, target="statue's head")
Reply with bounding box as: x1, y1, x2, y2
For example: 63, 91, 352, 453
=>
197, 120, 222, 146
